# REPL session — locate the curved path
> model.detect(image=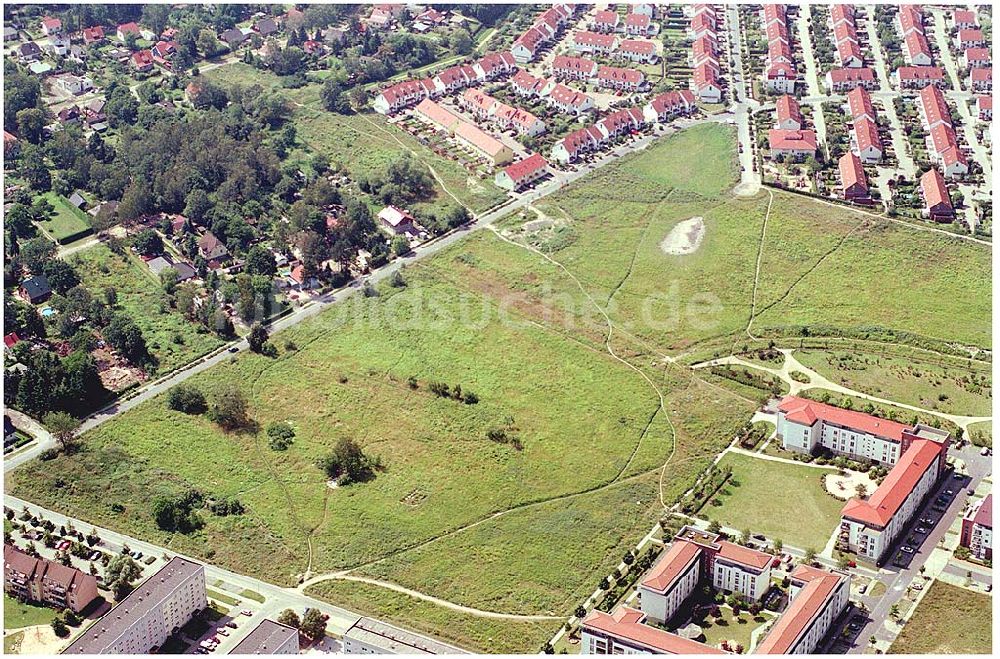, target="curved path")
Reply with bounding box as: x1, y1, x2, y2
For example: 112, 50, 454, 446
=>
298, 573, 562, 621
693, 349, 991, 431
